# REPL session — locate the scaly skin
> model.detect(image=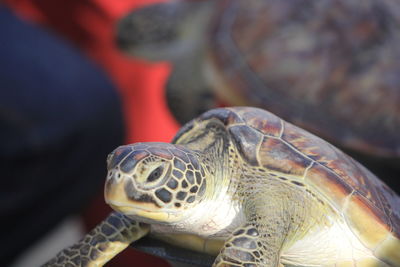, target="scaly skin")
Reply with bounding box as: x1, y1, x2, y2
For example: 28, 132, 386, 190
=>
42, 212, 149, 267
